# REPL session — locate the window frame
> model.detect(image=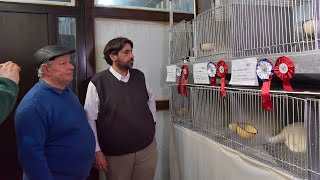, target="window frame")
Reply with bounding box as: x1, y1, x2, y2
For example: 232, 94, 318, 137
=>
0, 0, 75, 6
